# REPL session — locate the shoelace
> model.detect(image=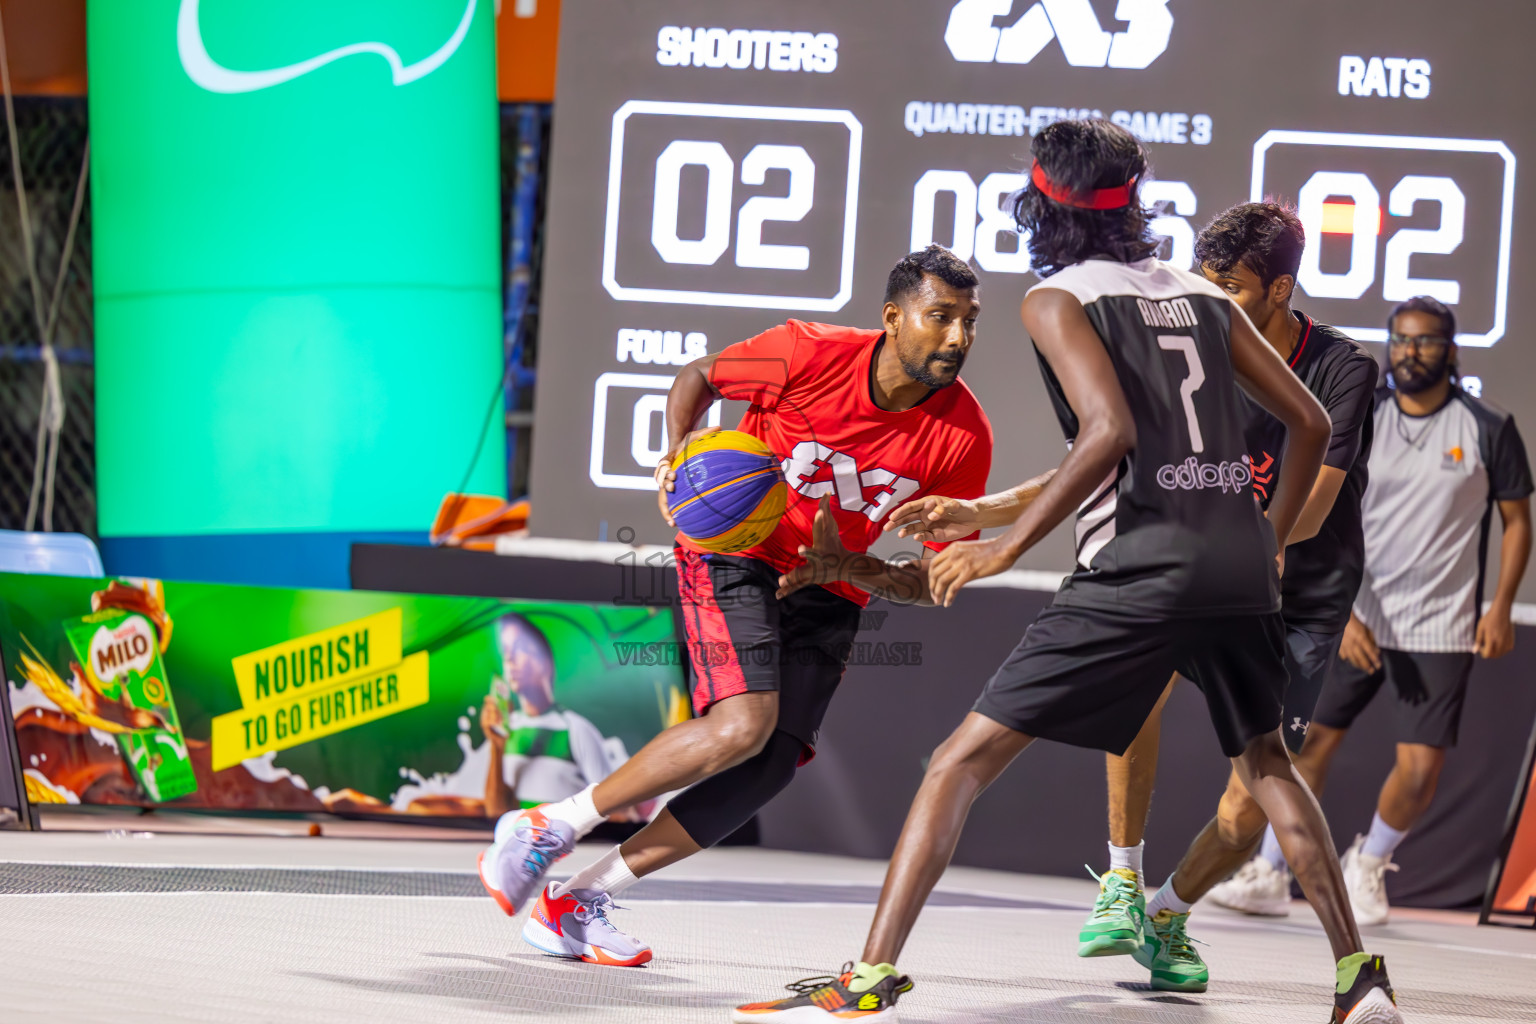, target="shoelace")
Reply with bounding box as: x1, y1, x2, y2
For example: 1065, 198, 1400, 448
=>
1155, 915, 1207, 963
783, 961, 856, 995
572, 892, 624, 927
1083, 864, 1141, 921
1357, 858, 1398, 897
520, 826, 567, 876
